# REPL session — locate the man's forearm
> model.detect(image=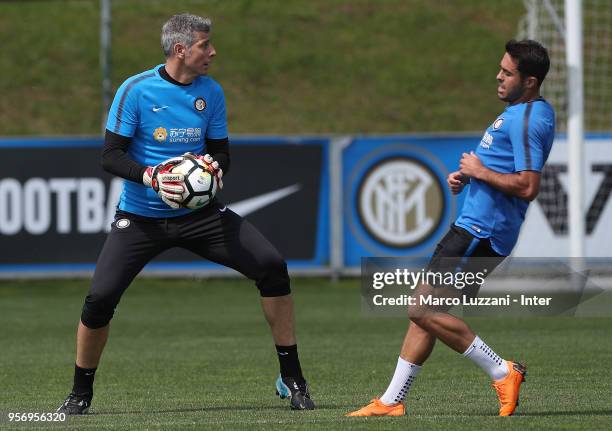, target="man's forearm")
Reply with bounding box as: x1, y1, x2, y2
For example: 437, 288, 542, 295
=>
206, 137, 230, 174
475, 168, 536, 201
101, 130, 147, 184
